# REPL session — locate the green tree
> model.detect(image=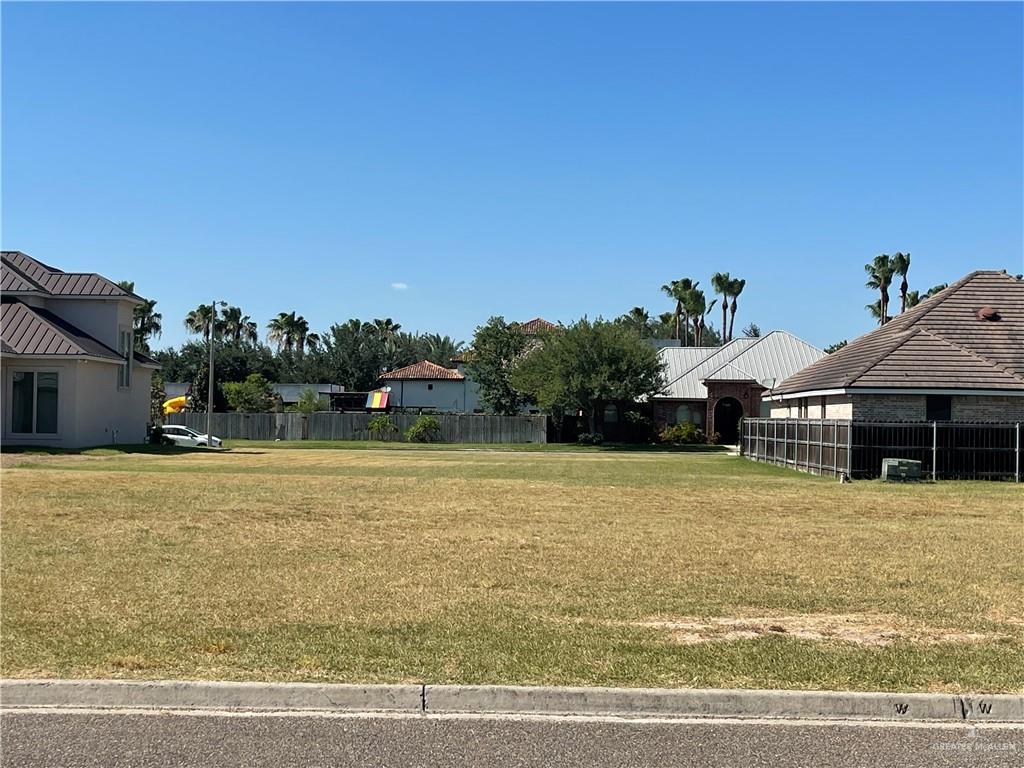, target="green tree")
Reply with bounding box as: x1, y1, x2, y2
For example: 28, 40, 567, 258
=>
726, 276, 746, 342
117, 280, 163, 353
825, 340, 848, 354
891, 252, 911, 314
290, 388, 322, 414
617, 307, 651, 338
741, 322, 761, 338
511, 318, 665, 434
184, 303, 218, 342
464, 317, 533, 415
865, 254, 895, 326
711, 272, 731, 345
684, 289, 716, 346
267, 311, 311, 354
661, 278, 698, 344
222, 373, 276, 413
221, 306, 258, 345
